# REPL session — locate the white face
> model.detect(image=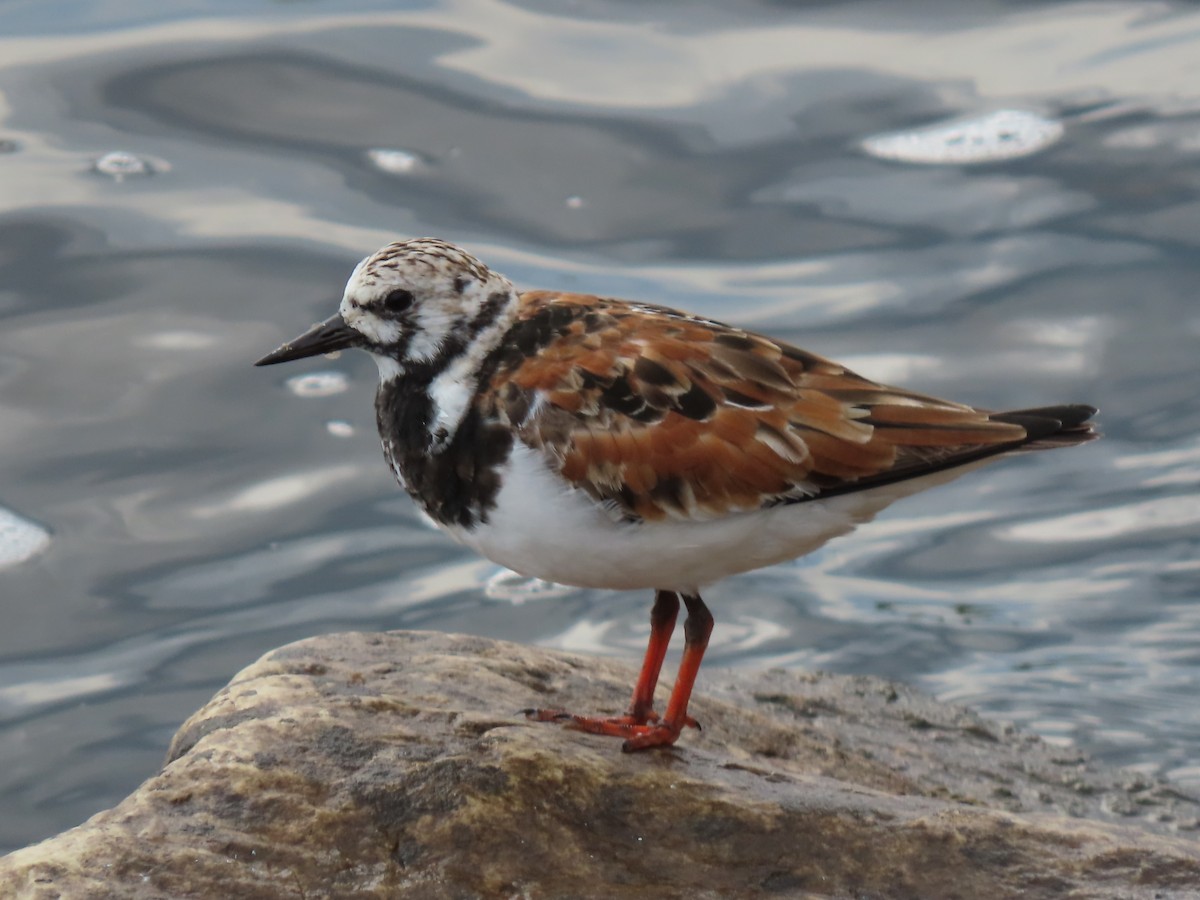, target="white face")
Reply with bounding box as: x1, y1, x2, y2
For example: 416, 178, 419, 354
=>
337, 238, 514, 367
